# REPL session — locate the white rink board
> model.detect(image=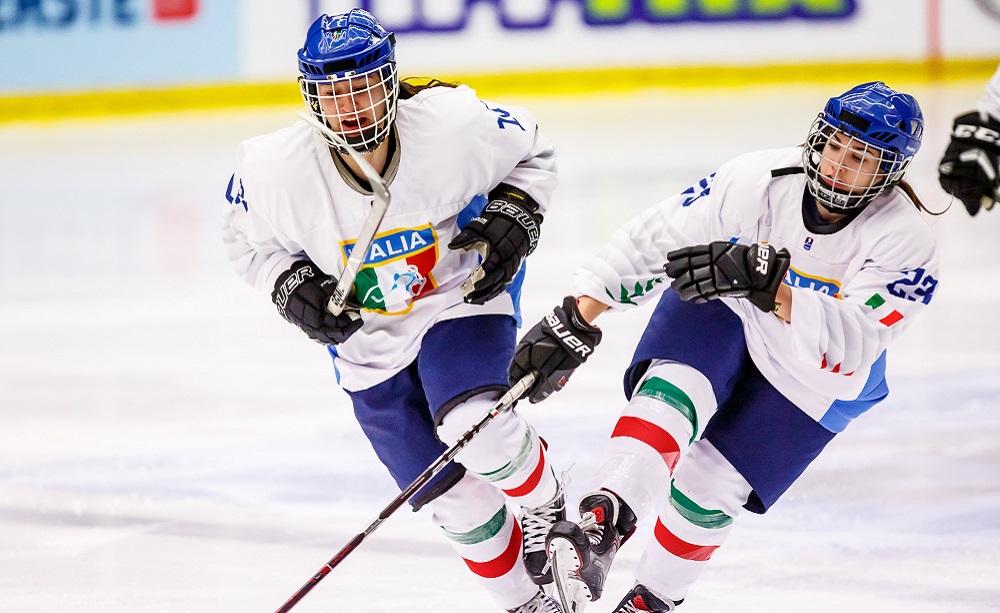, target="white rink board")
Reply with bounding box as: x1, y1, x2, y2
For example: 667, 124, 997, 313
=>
2, 1, 998, 95
244, 0, 1000, 78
